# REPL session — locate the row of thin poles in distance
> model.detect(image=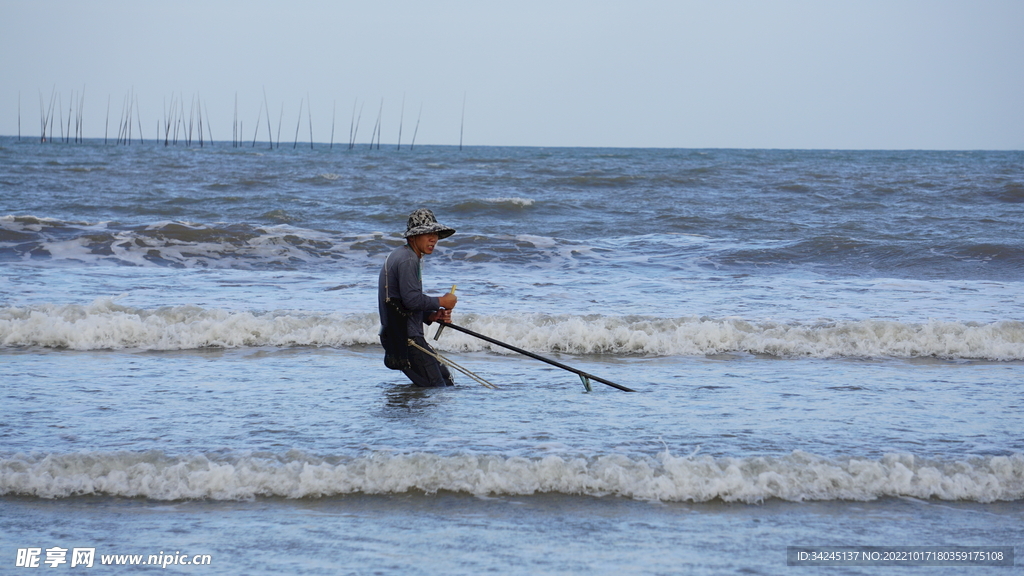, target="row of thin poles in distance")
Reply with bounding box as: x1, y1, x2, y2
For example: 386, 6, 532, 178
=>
20, 89, 457, 150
